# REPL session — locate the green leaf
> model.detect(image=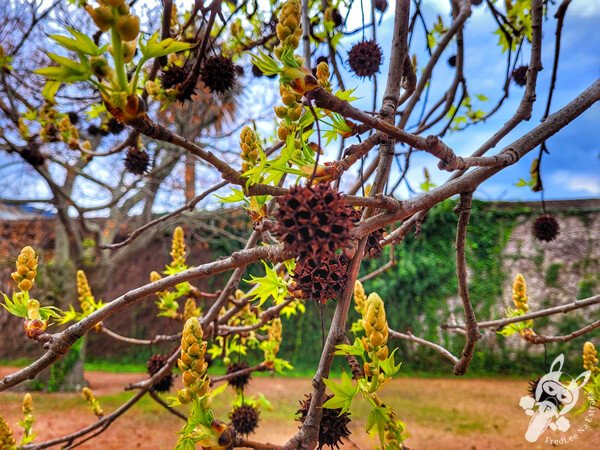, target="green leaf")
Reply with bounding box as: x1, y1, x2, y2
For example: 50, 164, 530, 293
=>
215, 187, 247, 204
41, 80, 61, 102
378, 348, 402, 378
50, 27, 105, 56
475, 93, 489, 102
140, 33, 195, 60
333, 338, 364, 357
250, 49, 281, 76
322, 372, 358, 414
245, 261, 288, 306
366, 405, 389, 448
